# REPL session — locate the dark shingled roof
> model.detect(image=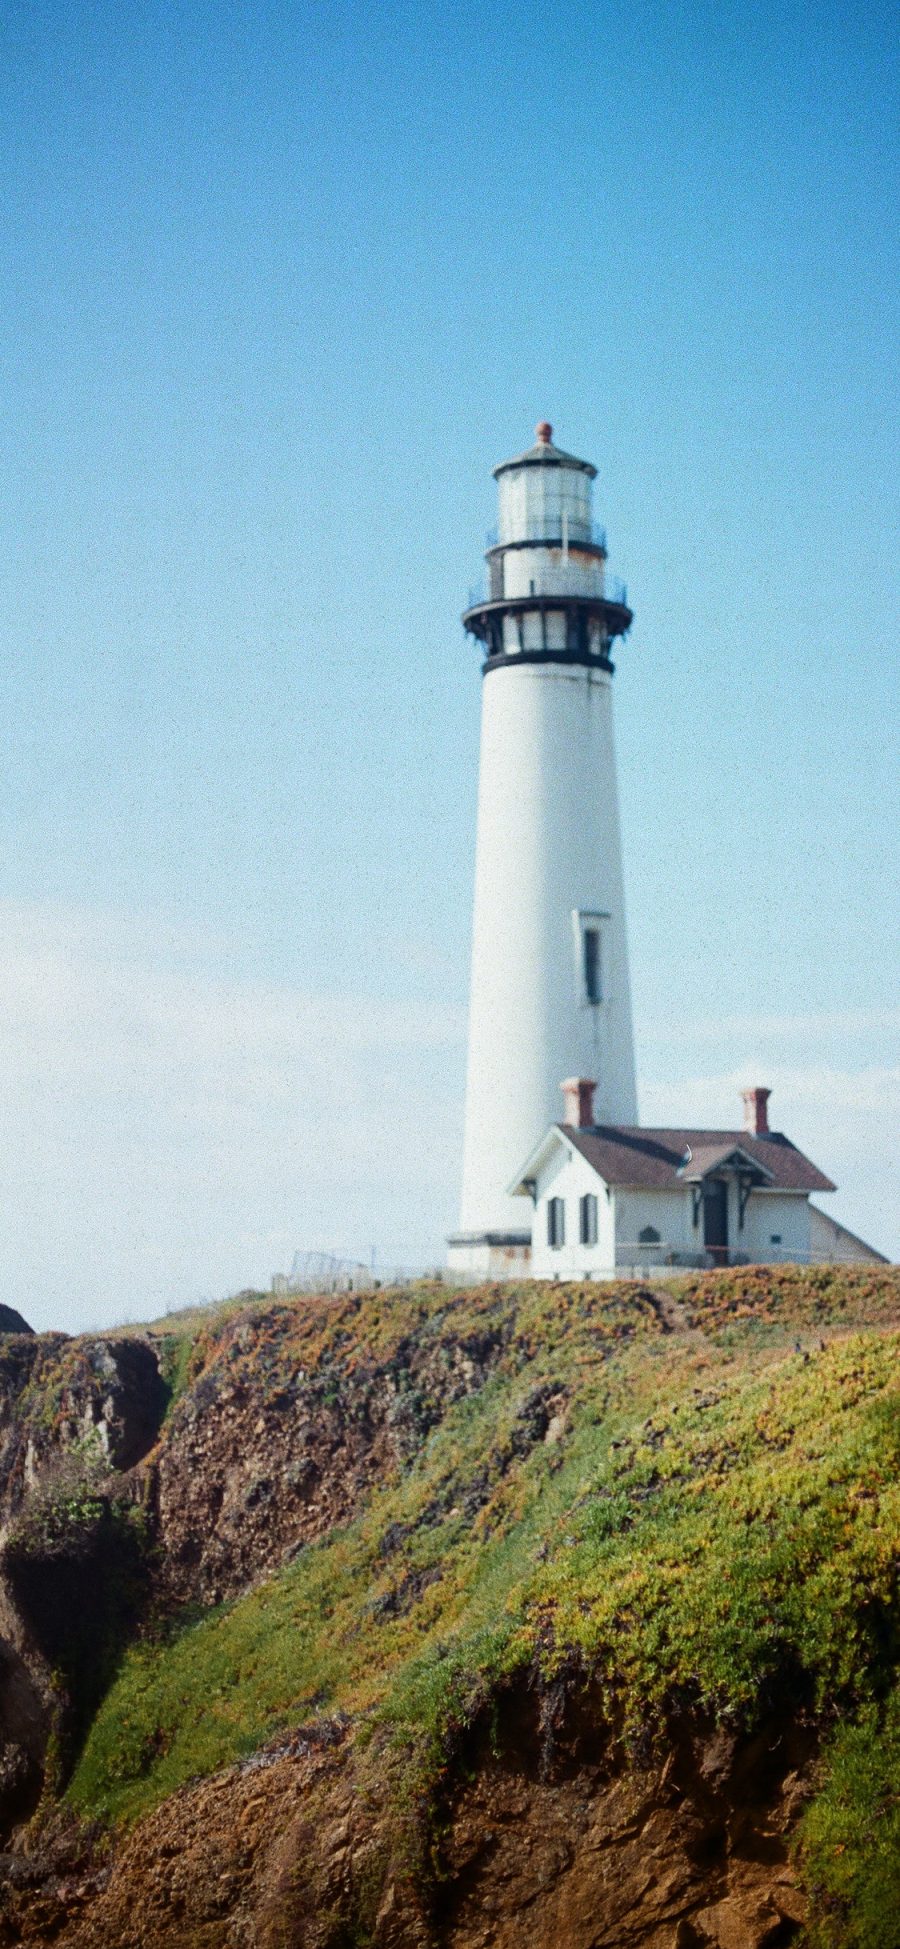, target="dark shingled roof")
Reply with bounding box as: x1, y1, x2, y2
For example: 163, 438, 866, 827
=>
560, 1126, 836, 1194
